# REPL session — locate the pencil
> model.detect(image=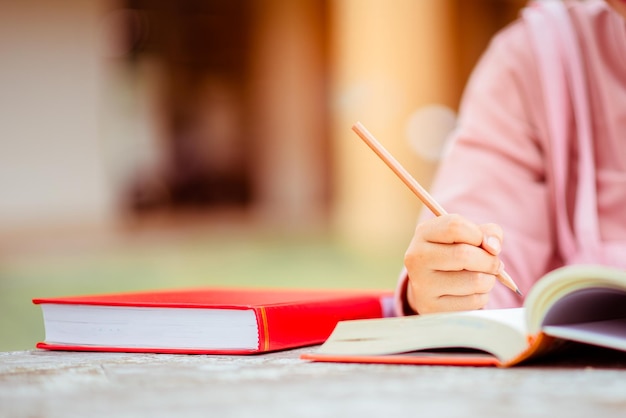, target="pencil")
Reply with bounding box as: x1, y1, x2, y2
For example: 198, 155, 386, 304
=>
352, 121, 523, 297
